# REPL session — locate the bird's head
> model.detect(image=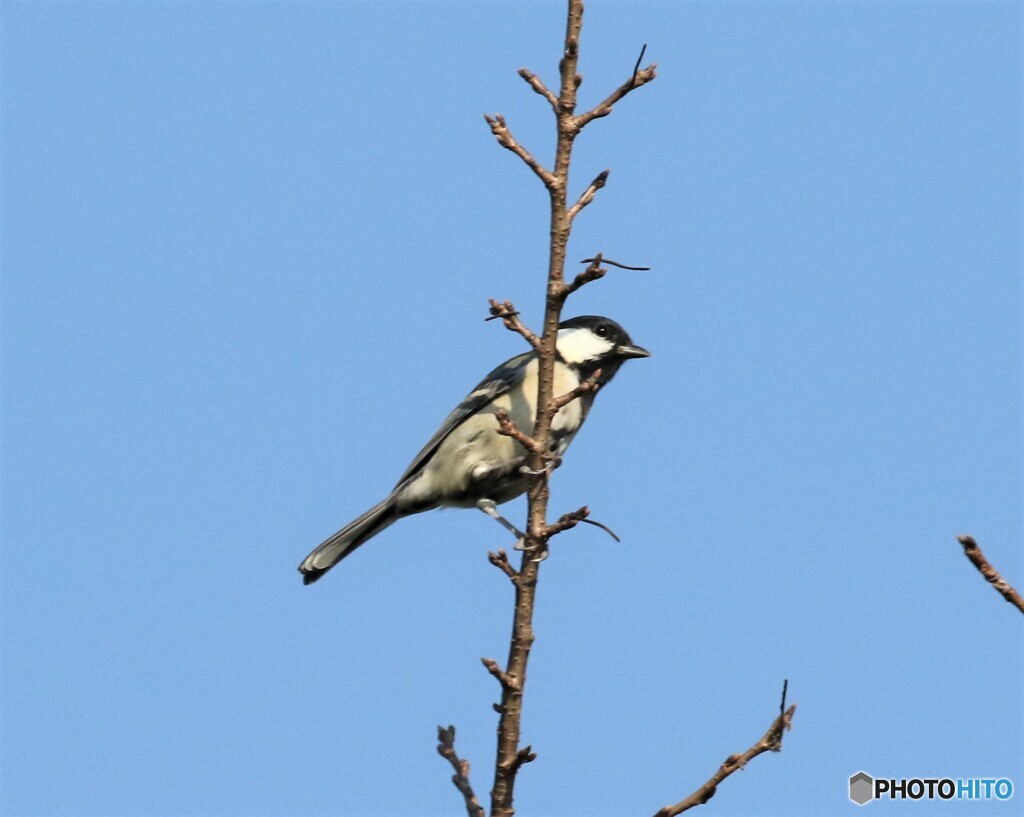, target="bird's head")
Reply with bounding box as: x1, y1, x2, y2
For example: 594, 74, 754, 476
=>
555, 316, 649, 383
